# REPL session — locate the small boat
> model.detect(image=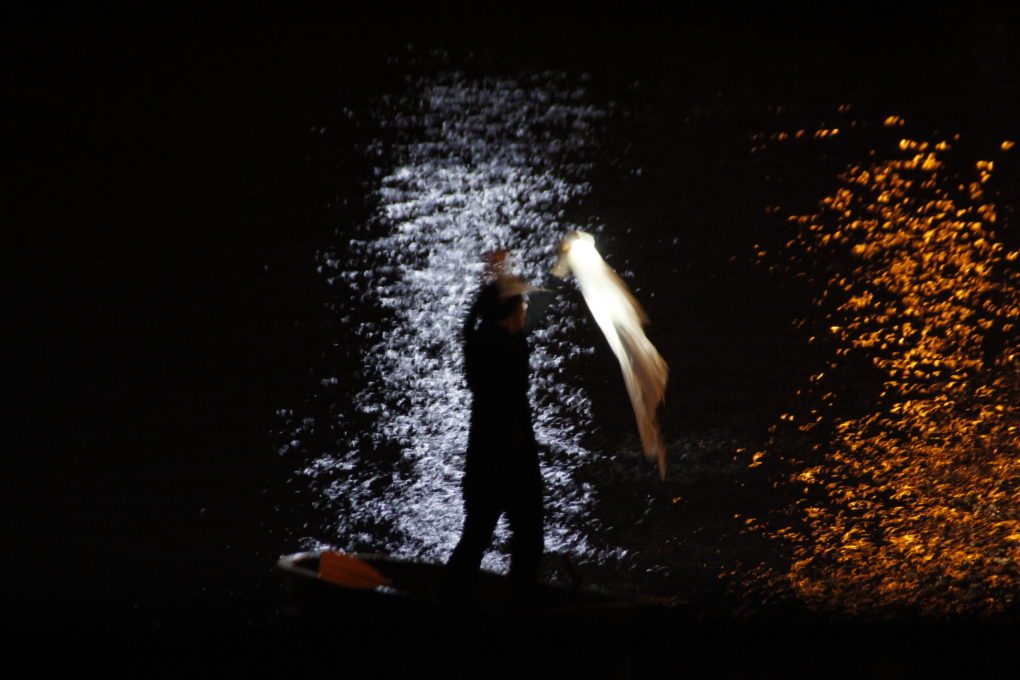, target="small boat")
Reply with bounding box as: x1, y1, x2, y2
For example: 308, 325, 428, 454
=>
277, 550, 661, 632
